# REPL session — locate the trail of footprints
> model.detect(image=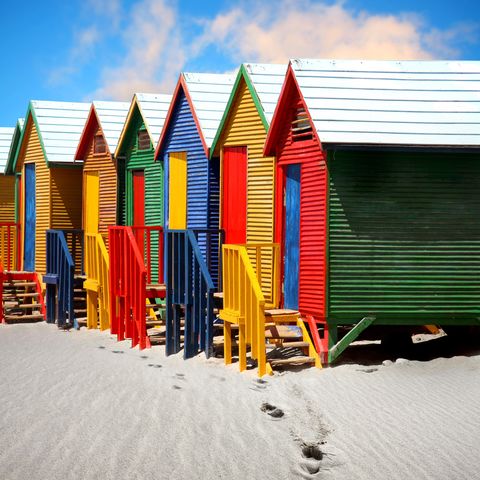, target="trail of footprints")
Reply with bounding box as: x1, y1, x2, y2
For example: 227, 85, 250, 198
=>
255, 378, 330, 477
